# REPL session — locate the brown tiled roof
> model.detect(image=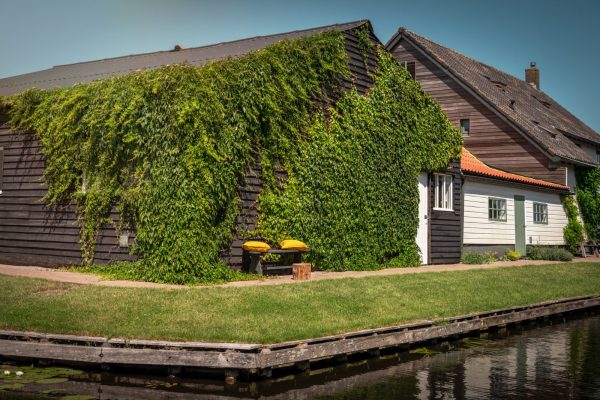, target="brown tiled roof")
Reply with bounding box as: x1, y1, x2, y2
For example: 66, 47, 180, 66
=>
387, 28, 600, 167
461, 148, 570, 191
0, 21, 369, 97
